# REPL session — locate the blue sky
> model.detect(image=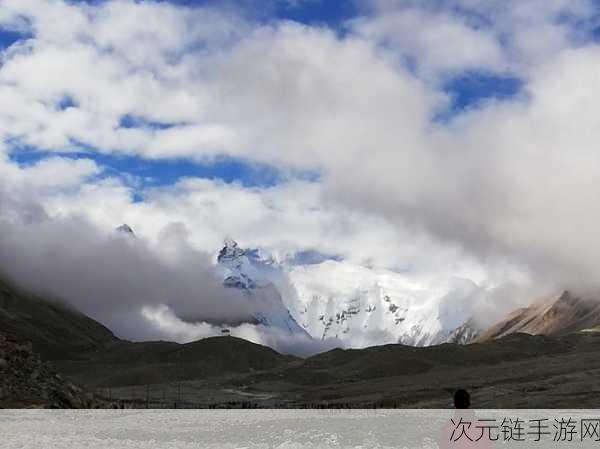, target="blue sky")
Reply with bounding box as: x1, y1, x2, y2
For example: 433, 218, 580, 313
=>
0, 29, 26, 47
443, 72, 522, 111
9, 148, 317, 194
151, 0, 359, 28
436, 71, 523, 122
